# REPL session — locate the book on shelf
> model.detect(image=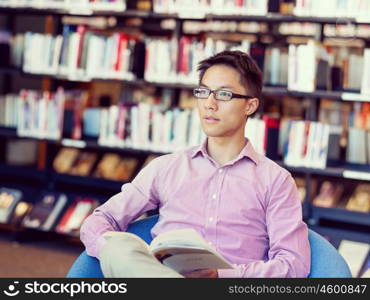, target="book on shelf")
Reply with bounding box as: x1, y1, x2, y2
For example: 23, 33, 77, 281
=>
16, 88, 65, 140
62, 89, 89, 140
0, 187, 23, 224
312, 181, 343, 208
345, 184, 370, 213
53, 147, 80, 174
69, 151, 98, 176
338, 240, 370, 278
263, 46, 288, 86
345, 102, 370, 165
22, 193, 68, 231
0, 94, 18, 128
93, 153, 138, 181
8, 201, 33, 226
56, 197, 99, 236
0, 30, 11, 68
346, 127, 367, 165
244, 115, 280, 160
83, 107, 101, 138
118, 228, 233, 274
